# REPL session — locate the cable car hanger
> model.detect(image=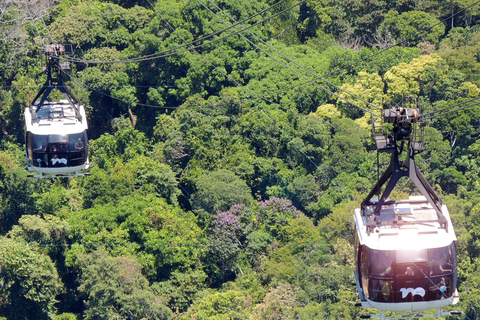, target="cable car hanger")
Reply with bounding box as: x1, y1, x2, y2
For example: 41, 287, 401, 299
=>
25, 44, 89, 179
353, 105, 461, 319
361, 107, 447, 232
29, 44, 83, 123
